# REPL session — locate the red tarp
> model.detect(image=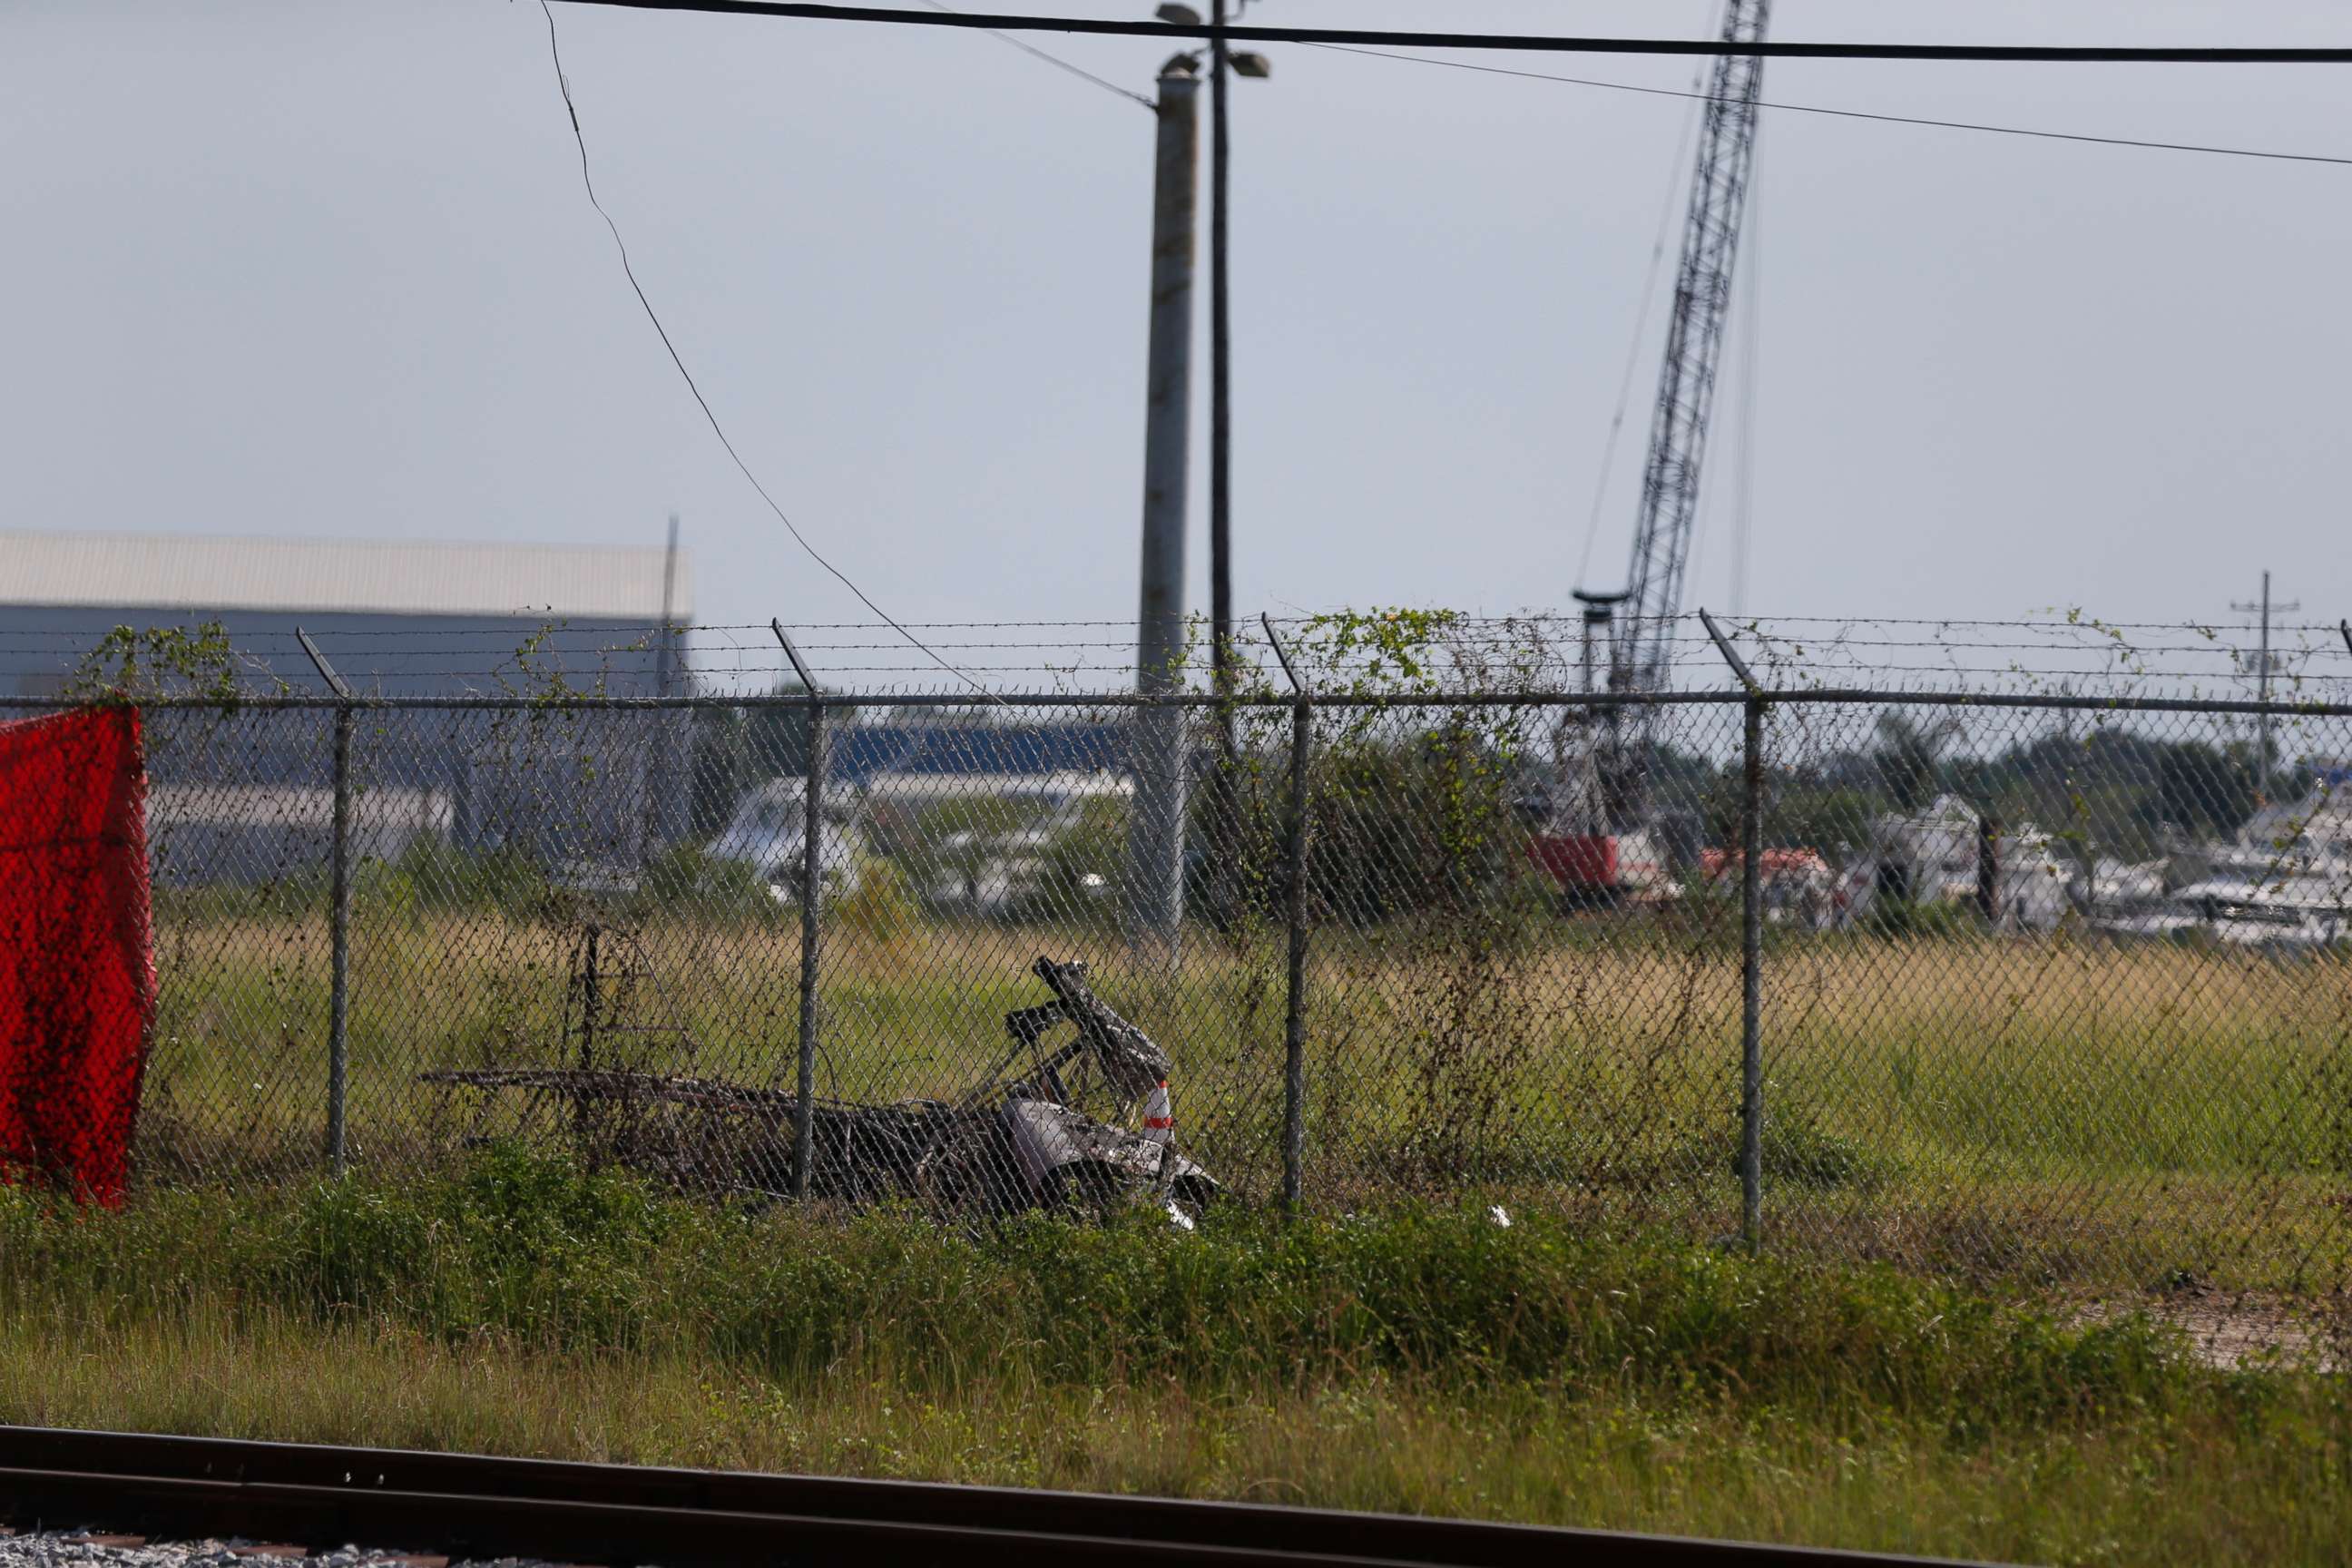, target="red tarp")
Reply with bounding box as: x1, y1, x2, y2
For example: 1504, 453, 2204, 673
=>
0, 707, 155, 1205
